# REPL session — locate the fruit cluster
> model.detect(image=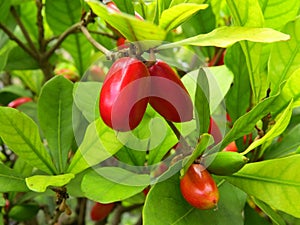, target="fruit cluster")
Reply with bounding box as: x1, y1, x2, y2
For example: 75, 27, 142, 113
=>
99, 57, 193, 131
